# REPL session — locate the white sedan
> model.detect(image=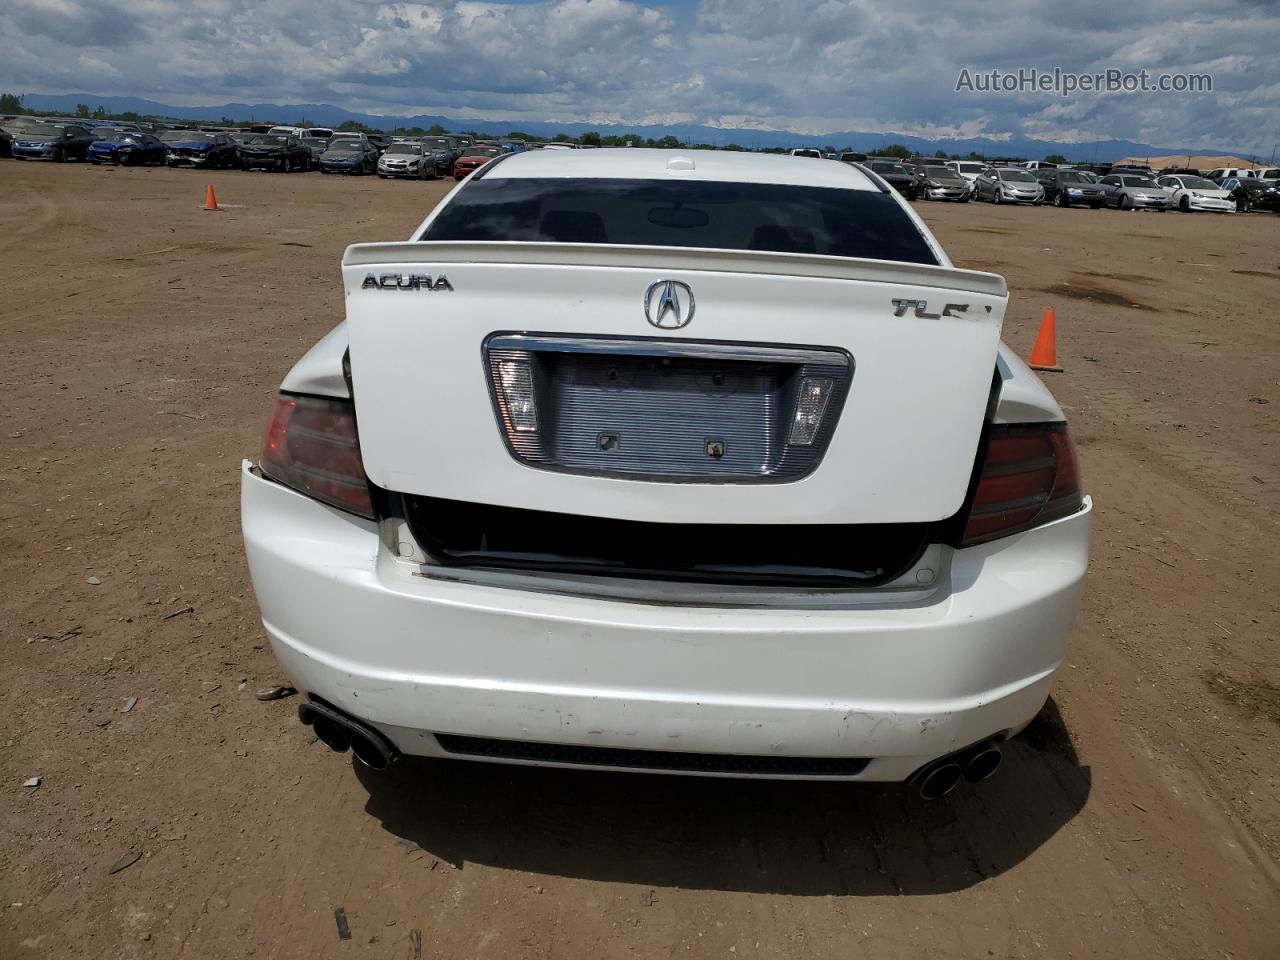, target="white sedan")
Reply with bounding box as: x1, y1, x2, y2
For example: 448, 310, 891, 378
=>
241, 150, 1090, 800
1157, 174, 1236, 213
